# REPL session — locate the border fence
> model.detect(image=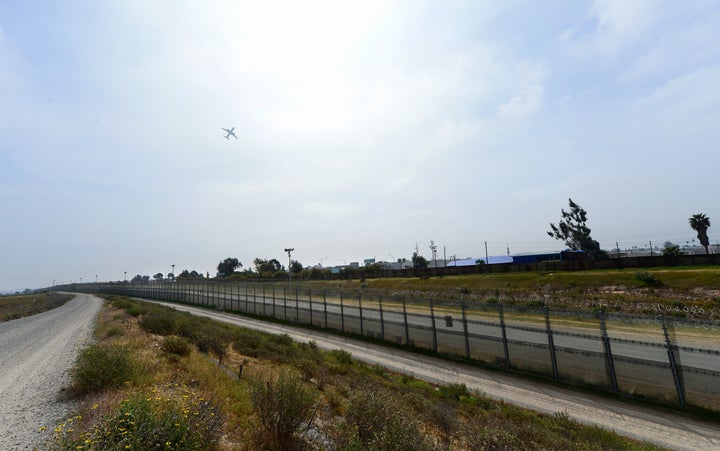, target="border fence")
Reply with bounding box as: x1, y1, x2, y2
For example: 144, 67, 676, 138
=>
63, 281, 720, 411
